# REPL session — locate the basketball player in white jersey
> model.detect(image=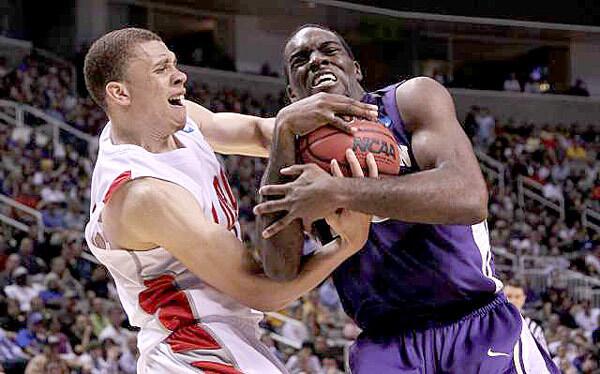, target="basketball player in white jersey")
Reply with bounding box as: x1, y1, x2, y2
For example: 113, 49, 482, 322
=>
82, 28, 378, 373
